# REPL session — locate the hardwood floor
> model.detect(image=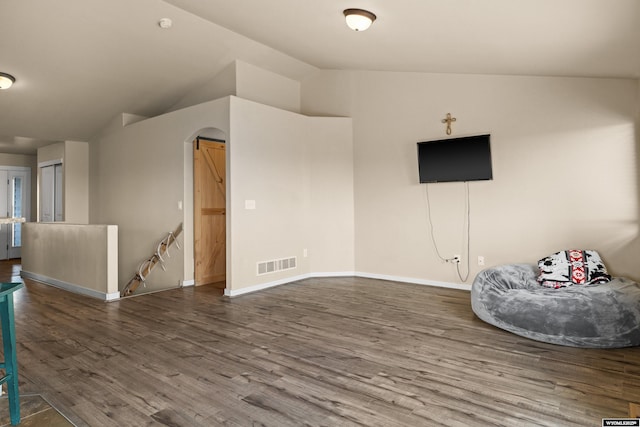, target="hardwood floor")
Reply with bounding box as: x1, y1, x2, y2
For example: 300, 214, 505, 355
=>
2, 259, 638, 426
0, 394, 73, 426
